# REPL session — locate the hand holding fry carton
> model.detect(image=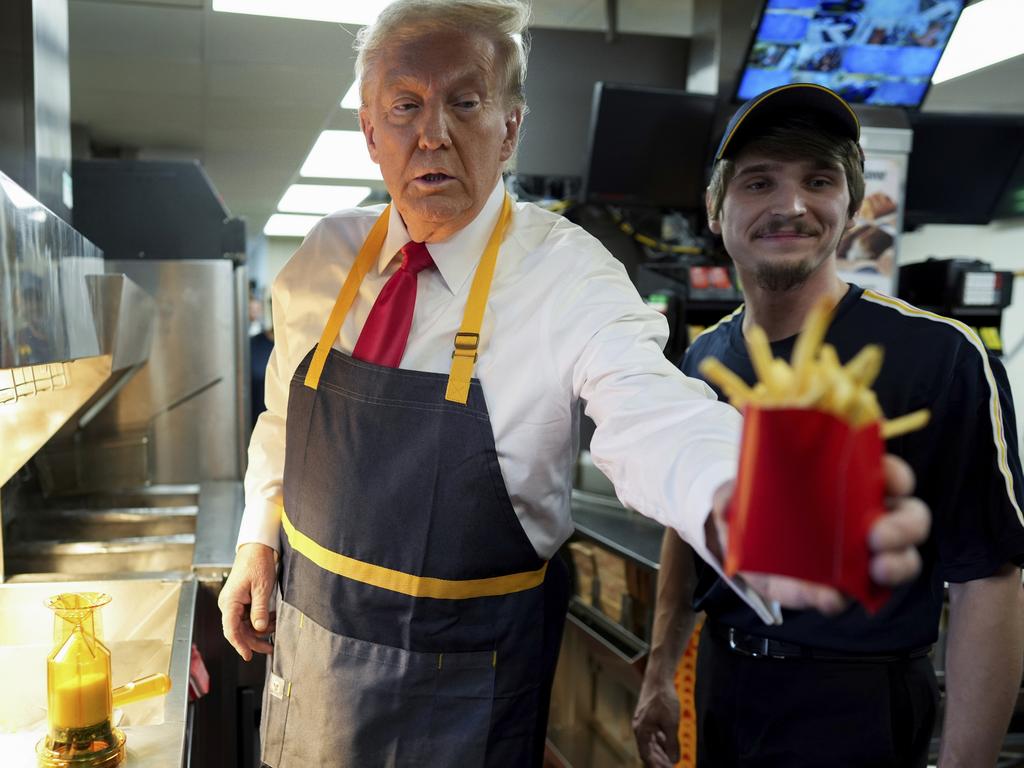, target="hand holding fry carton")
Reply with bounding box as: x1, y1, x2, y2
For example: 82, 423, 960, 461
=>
700, 299, 930, 613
